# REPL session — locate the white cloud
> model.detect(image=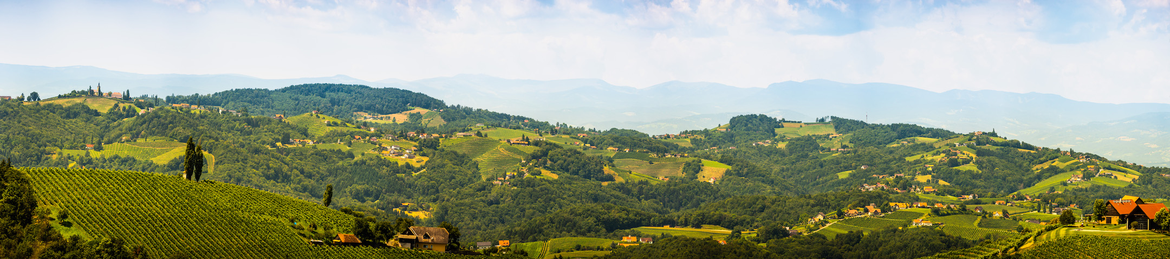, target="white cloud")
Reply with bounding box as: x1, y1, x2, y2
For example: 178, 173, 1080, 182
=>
0, 0, 1167, 104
